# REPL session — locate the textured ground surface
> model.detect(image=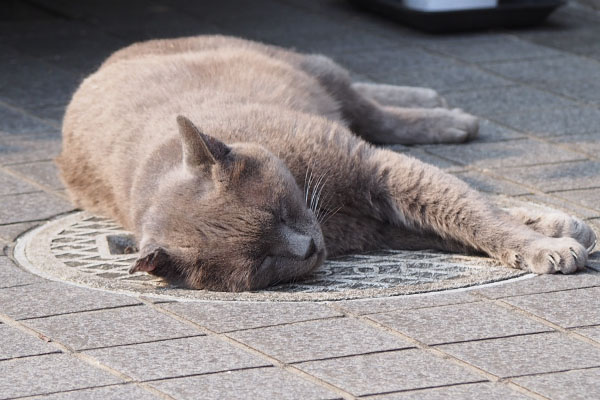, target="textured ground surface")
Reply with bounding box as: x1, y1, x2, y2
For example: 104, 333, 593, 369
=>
1, 1, 600, 399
